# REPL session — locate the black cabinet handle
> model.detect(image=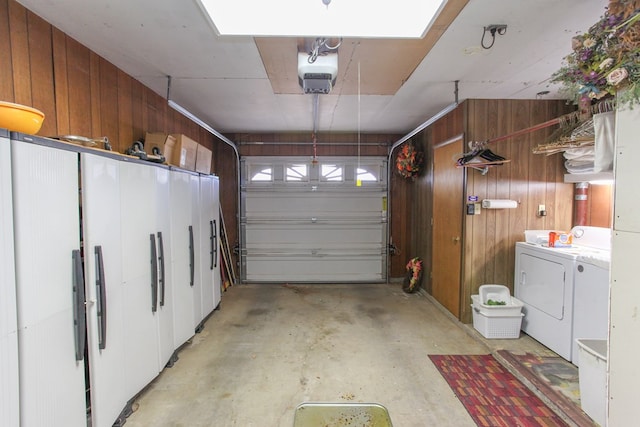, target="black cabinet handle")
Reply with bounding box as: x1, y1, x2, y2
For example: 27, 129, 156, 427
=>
95, 246, 107, 350
150, 234, 158, 313
72, 250, 86, 361
157, 231, 165, 307
213, 219, 218, 269
189, 225, 194, 287
209, 220, 216, 270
